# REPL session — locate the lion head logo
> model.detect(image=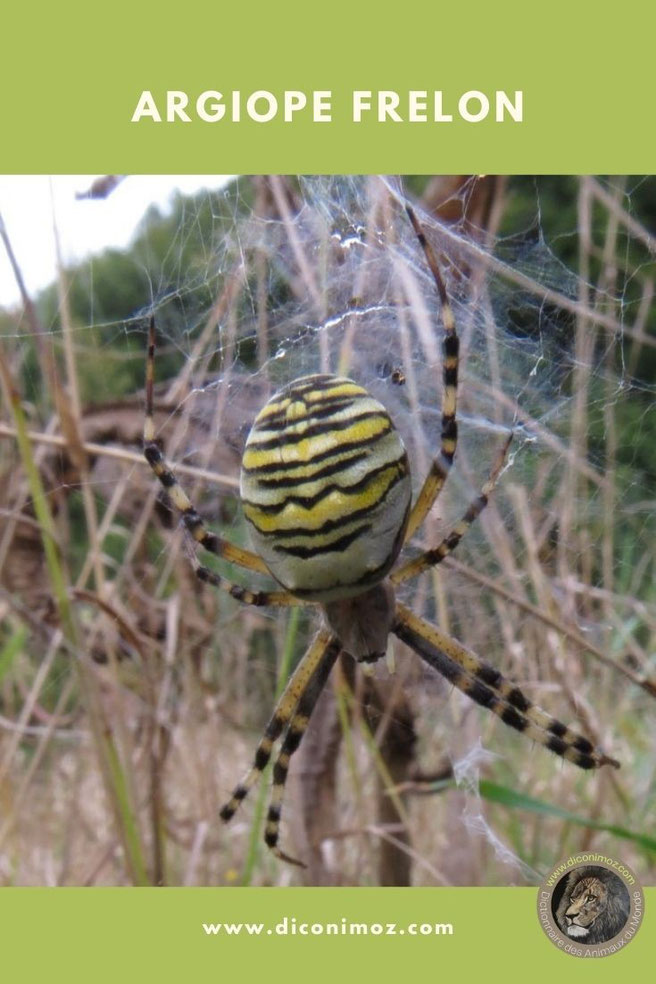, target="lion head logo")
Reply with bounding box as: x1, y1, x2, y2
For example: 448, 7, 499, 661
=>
555, 866, 630, 944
